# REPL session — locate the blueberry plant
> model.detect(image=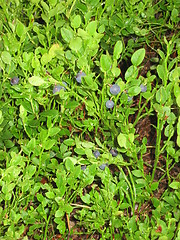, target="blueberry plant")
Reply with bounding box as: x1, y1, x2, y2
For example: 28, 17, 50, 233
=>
0, 0, 180, 239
